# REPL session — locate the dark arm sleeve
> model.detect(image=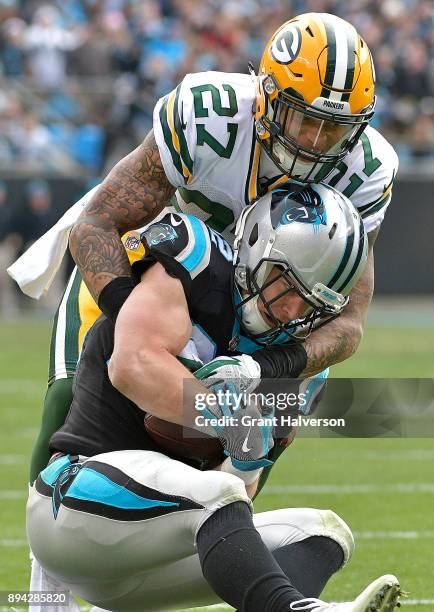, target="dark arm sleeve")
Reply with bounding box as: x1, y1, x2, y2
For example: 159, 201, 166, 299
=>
132, 252, 192, 298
